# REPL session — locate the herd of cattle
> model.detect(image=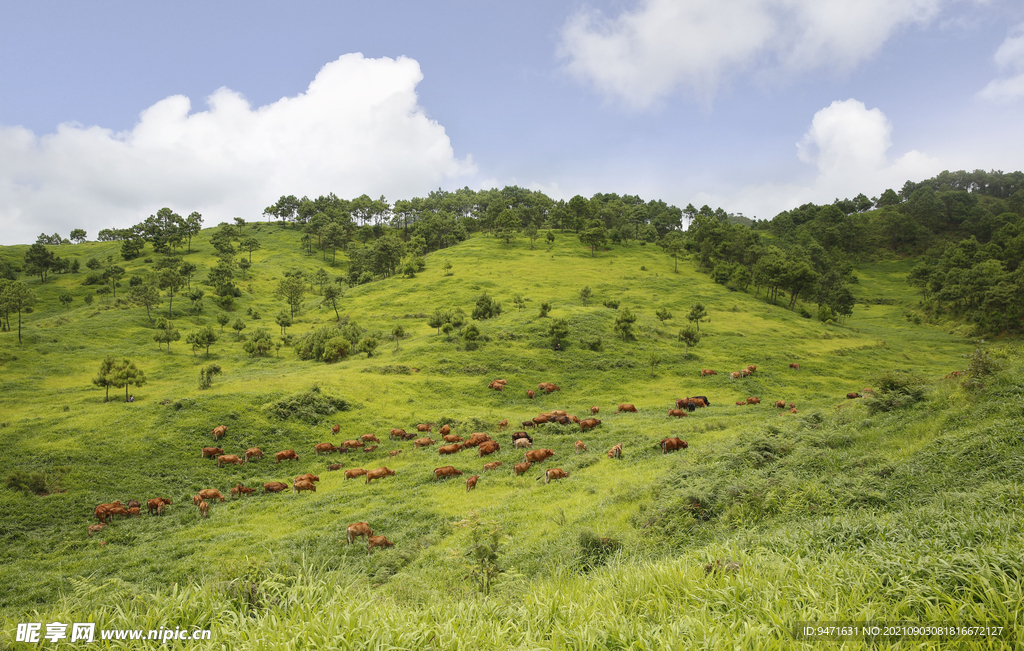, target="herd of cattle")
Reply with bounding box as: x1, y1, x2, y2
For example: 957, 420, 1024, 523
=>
88, 364, 877, 550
